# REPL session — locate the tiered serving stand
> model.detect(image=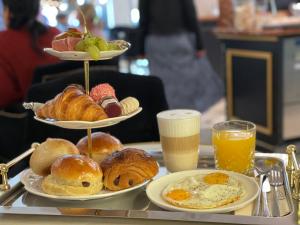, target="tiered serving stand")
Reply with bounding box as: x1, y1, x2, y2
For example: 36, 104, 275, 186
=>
0, 19, 138, 191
